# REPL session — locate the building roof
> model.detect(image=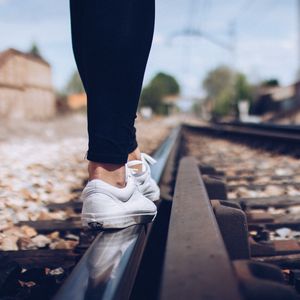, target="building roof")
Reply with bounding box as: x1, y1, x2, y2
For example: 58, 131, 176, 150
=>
0, 48, 50, 69
257, 84, 296, 102
271, 85, 295, 102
